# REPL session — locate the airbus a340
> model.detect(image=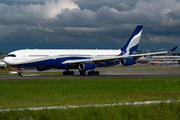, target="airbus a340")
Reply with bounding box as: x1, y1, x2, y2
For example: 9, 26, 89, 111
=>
3, 25, 177, 76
